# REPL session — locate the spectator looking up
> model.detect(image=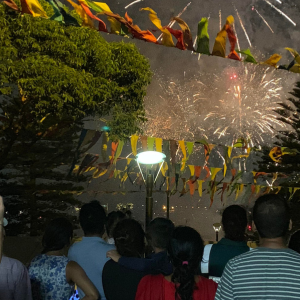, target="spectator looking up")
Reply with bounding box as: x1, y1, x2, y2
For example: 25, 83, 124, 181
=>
68, 200, 114, 300
107, 217, 174, 275
29, 217, 98, 300
215, 194, 300, 300
103, 219, 148, 300
201, 205, 249, 279
106, 211, 126, 244
136, 226, 217, 300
